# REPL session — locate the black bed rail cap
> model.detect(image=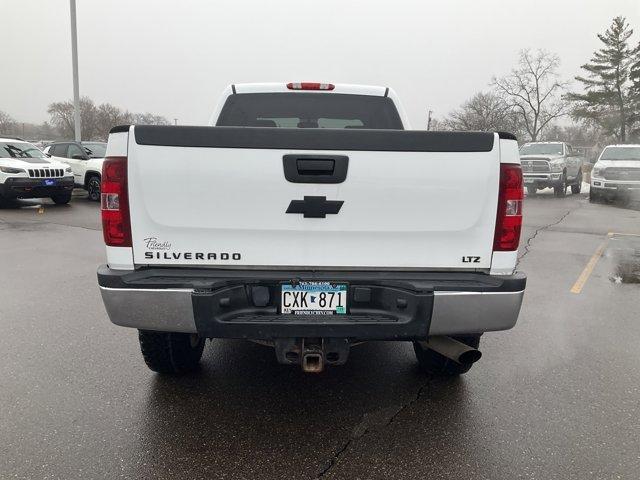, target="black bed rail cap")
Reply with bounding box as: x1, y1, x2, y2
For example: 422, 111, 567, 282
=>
497, 131, 517, 141
109, 125, 132, 134
133, 125, 497, 152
